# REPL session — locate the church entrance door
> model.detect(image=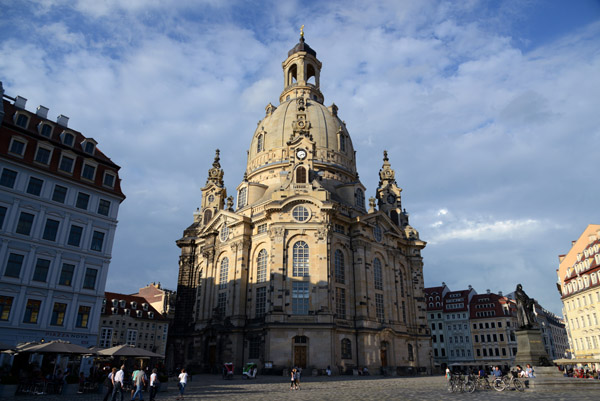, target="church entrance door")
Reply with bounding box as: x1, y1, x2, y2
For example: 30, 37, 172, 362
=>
294, 346, 307, 368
